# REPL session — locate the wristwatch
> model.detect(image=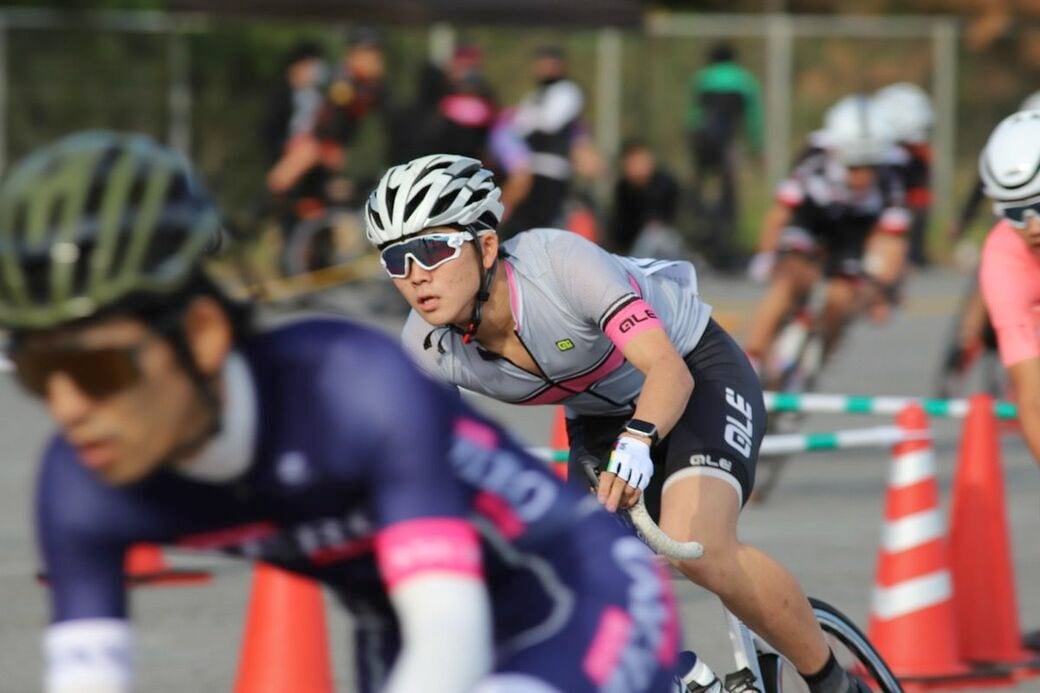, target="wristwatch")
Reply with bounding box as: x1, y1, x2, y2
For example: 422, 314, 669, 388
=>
624, 418, 660, 447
